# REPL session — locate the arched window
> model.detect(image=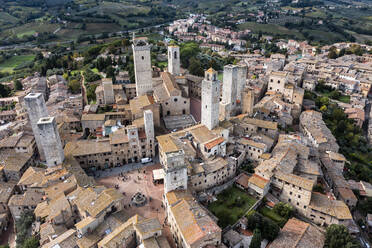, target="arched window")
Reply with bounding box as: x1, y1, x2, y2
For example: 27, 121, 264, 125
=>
174, 51, 177, 59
